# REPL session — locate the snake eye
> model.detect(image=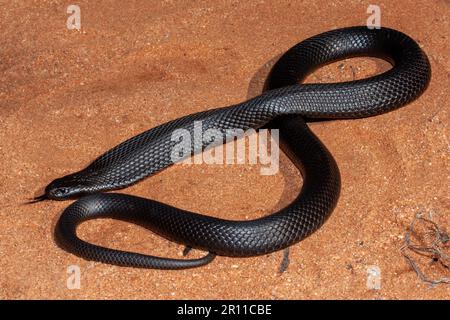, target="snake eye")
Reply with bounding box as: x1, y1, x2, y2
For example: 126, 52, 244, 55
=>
58, 188, 69, 194
53, 187, 70, 197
